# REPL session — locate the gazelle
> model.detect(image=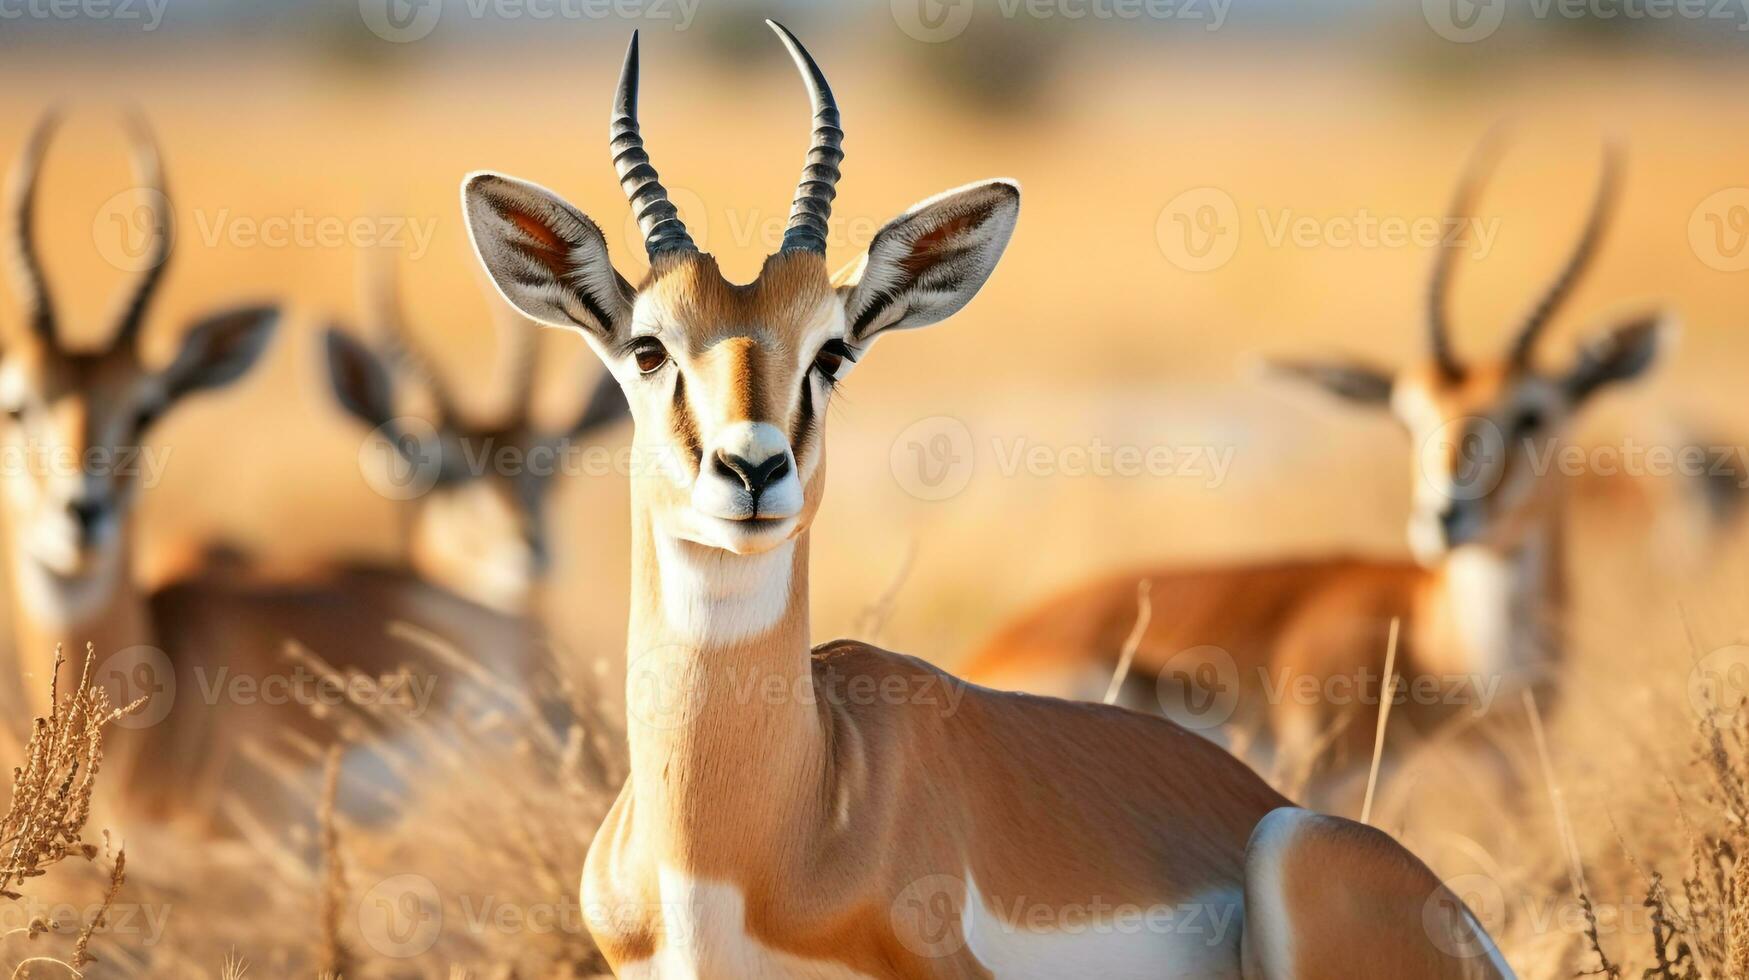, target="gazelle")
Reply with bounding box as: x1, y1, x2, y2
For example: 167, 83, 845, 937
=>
0, 112, 534, 833
461, 24, 1513, 978
322, 250, 627, 616
962, 134, 1663, 789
